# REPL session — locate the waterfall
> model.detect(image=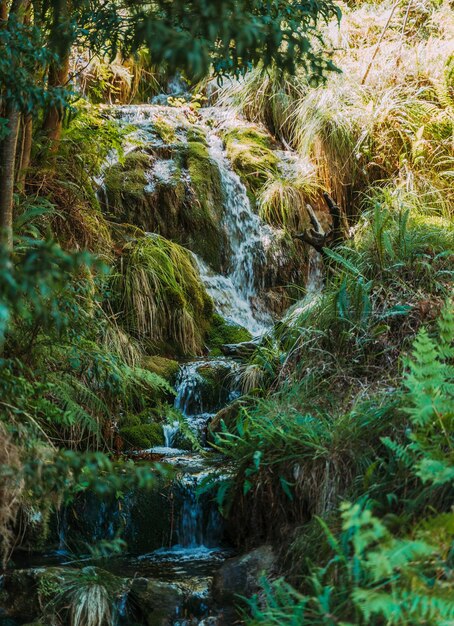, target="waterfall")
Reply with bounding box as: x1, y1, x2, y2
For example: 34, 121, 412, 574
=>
45, 103, 325, 626
198, 134, 275, 335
